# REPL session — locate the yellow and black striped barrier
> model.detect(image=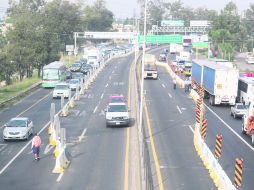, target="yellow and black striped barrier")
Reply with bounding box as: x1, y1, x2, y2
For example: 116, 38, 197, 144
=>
214, 134, 223, 159
199, 86, 204, 99
195, 109, 201, 123
196, 98, 202, 110
201, 119, 207, 139
234, 158, 243, 188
